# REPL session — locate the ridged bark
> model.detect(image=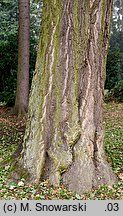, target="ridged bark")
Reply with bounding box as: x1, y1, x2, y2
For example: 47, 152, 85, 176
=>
14, 0, 30, 115
21, 0, 117, 194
